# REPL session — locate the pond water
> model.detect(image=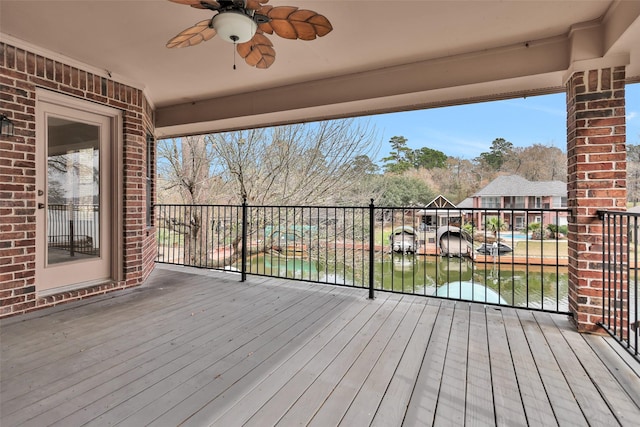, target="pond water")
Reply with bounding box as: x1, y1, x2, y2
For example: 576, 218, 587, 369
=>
245, 253, 570, 312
